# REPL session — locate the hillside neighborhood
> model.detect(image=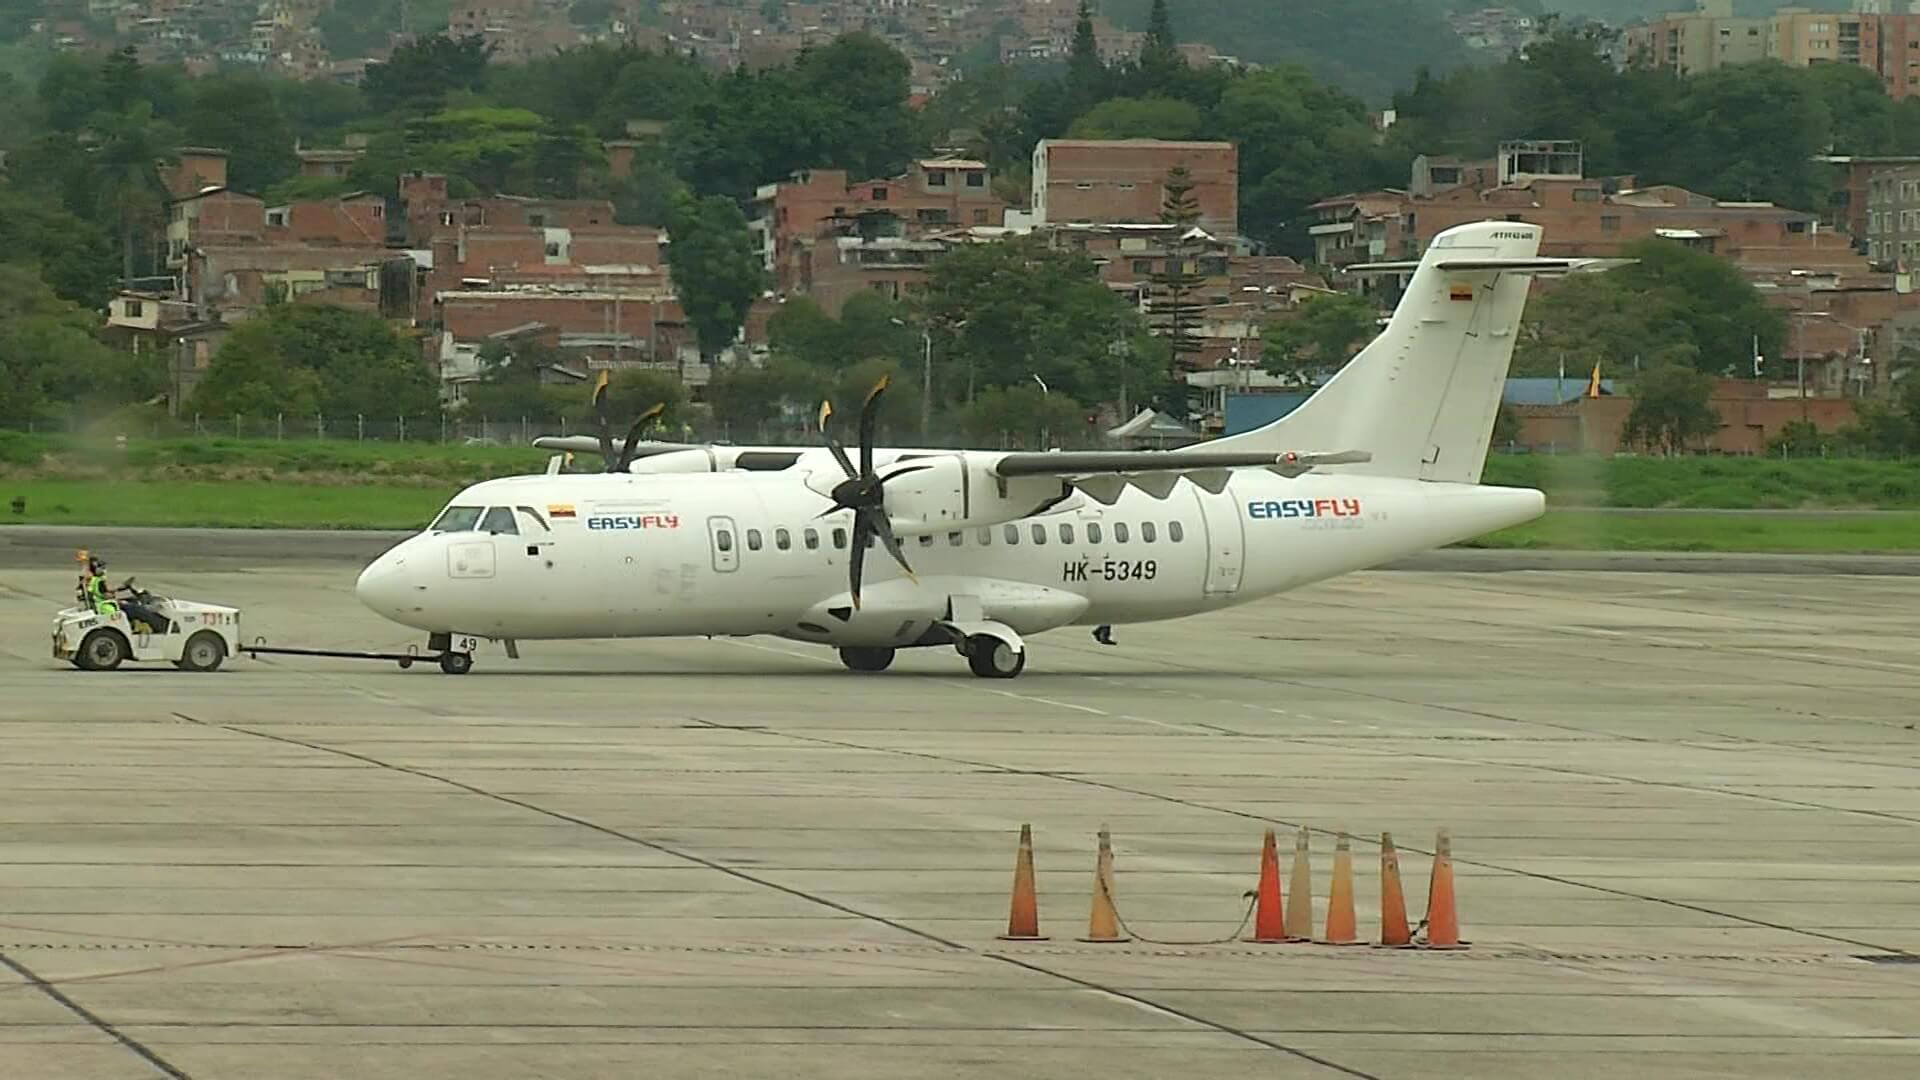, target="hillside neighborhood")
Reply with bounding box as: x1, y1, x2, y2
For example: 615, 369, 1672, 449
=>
11, 1, 1920, 455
